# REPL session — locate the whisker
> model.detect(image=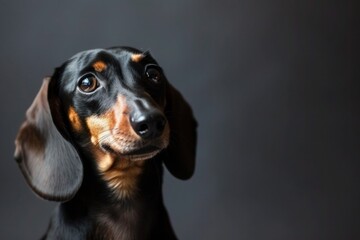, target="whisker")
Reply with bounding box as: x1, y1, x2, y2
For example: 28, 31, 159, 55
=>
79, 130, 113, 147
